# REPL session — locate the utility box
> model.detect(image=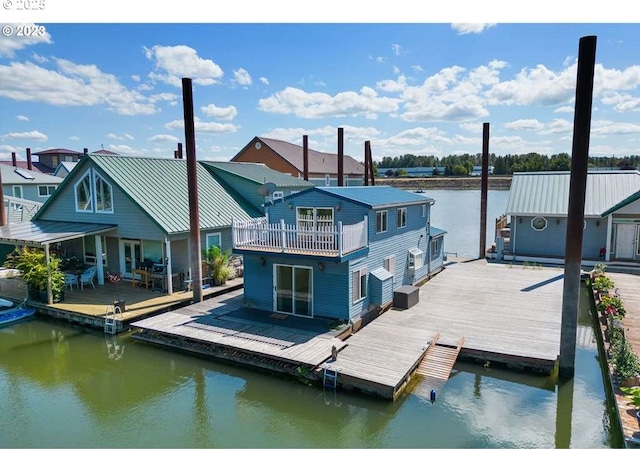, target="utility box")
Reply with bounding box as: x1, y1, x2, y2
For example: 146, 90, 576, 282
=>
393, 285, 419, 309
